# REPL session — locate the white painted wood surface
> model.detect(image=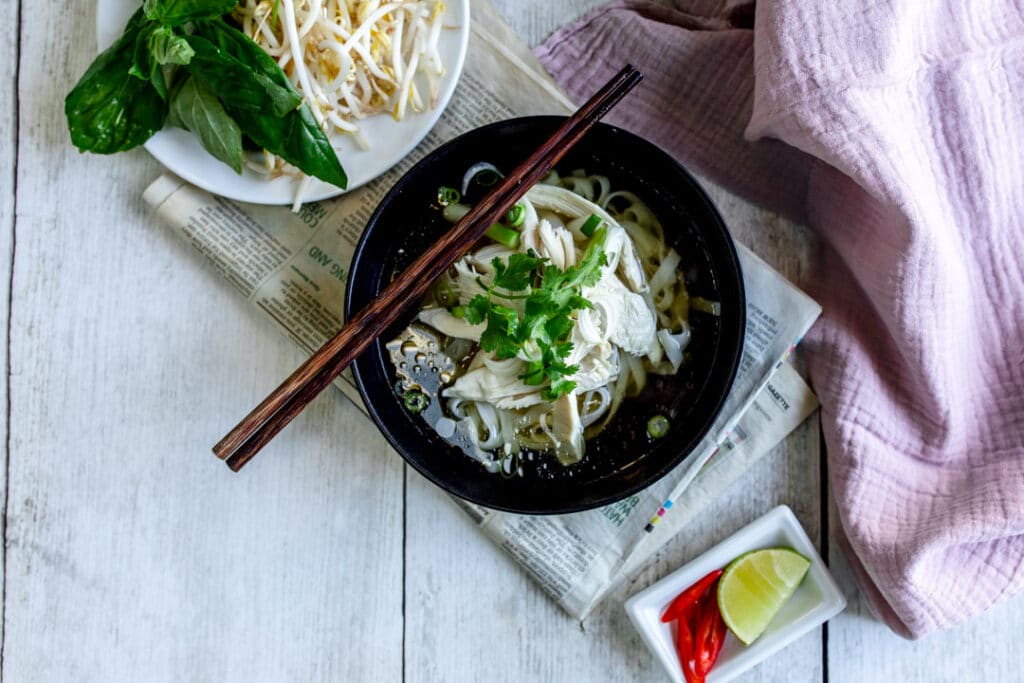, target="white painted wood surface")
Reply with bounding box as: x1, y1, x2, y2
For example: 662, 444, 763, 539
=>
0, 0, 15, 658
3, 1, 1022, 682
